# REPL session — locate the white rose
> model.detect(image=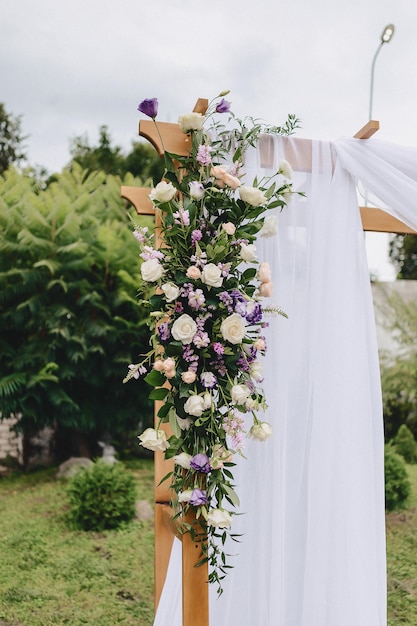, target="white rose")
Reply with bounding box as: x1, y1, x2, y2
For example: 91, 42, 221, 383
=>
141, 258, 164, 282
174, 452, 192, 469
278, 159, 293, 180
239, 185, 267, 207
203, 392, 212, 409
240, 243, 257, 262
207, 508, 232, 528
149, 180, 176, 203
250, 361, 263, 382
231, 384, 251, 405
138, 428, 169, 451
201, 263, 223, 288
178, 490, 193, 503
221, 313, 246, 345
178, 112, 205, 132
260, 214, 278, 238
248, 421, 273, 441
176, 415, 192, 430
222, 222, 236, 235
161, 282, 180, 302
184, 395, 206, 417
171, 314, 197, 344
